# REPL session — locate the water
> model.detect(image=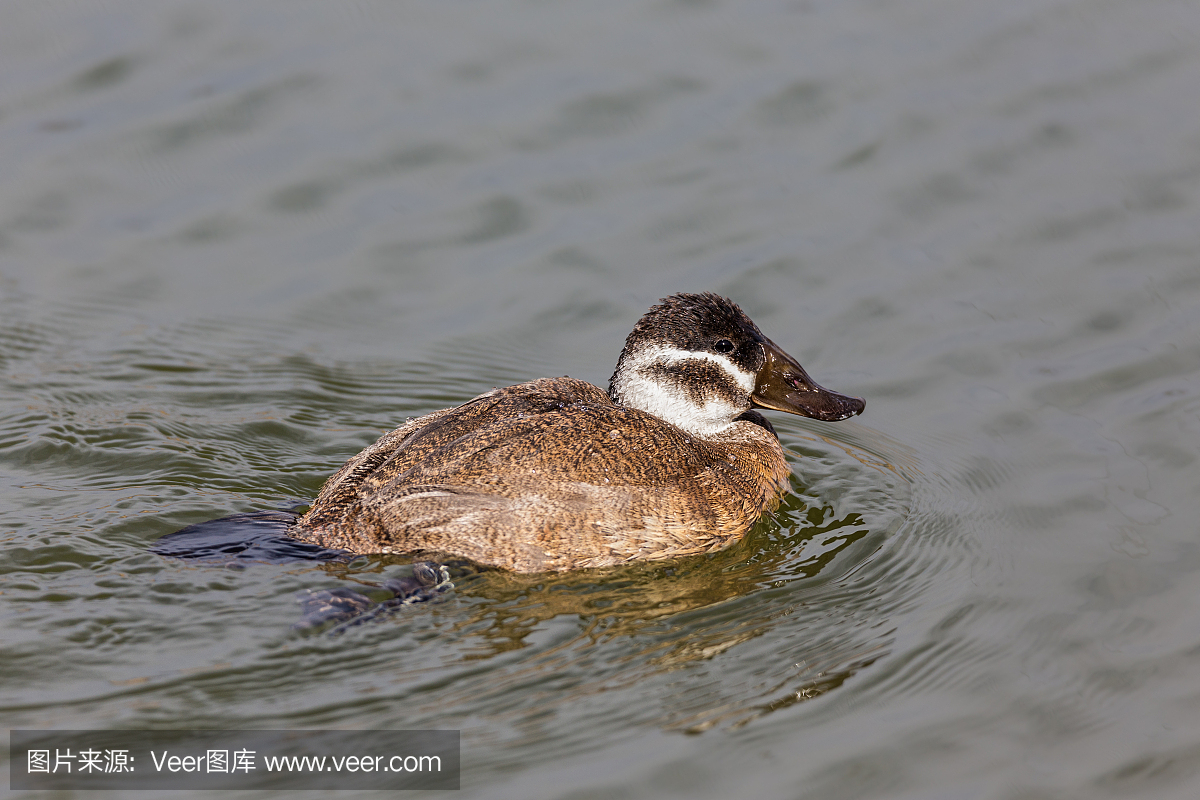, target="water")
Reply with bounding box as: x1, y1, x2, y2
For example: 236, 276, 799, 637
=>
3, 0, 1200, 797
